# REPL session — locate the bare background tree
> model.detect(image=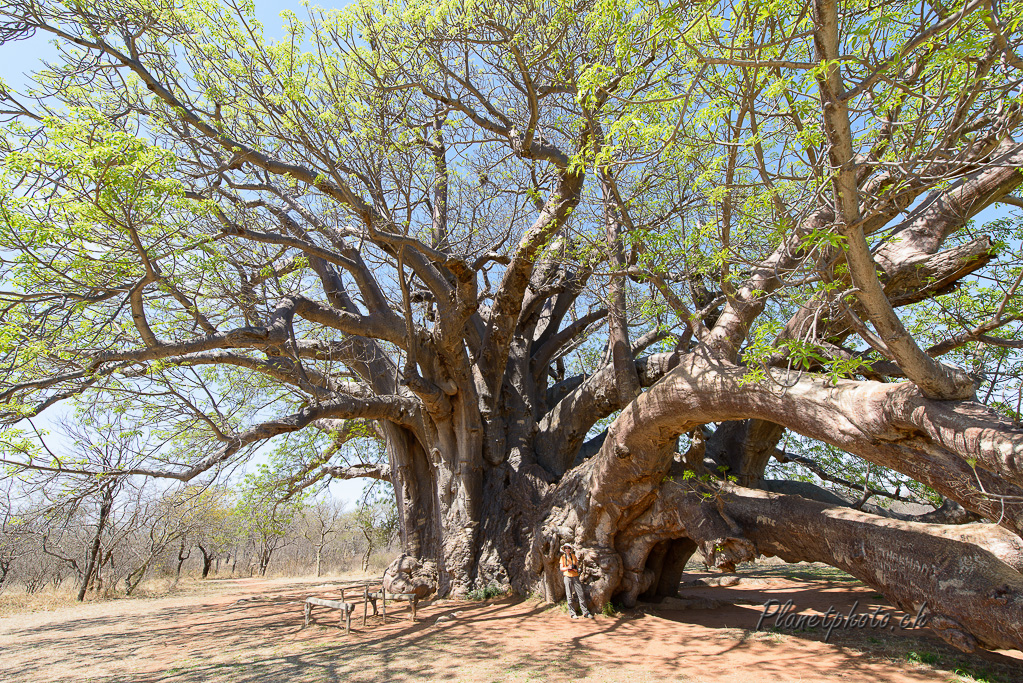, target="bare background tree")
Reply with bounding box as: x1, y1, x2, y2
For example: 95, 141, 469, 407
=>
303, 497, 349, 578
0, 475, 396, 598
